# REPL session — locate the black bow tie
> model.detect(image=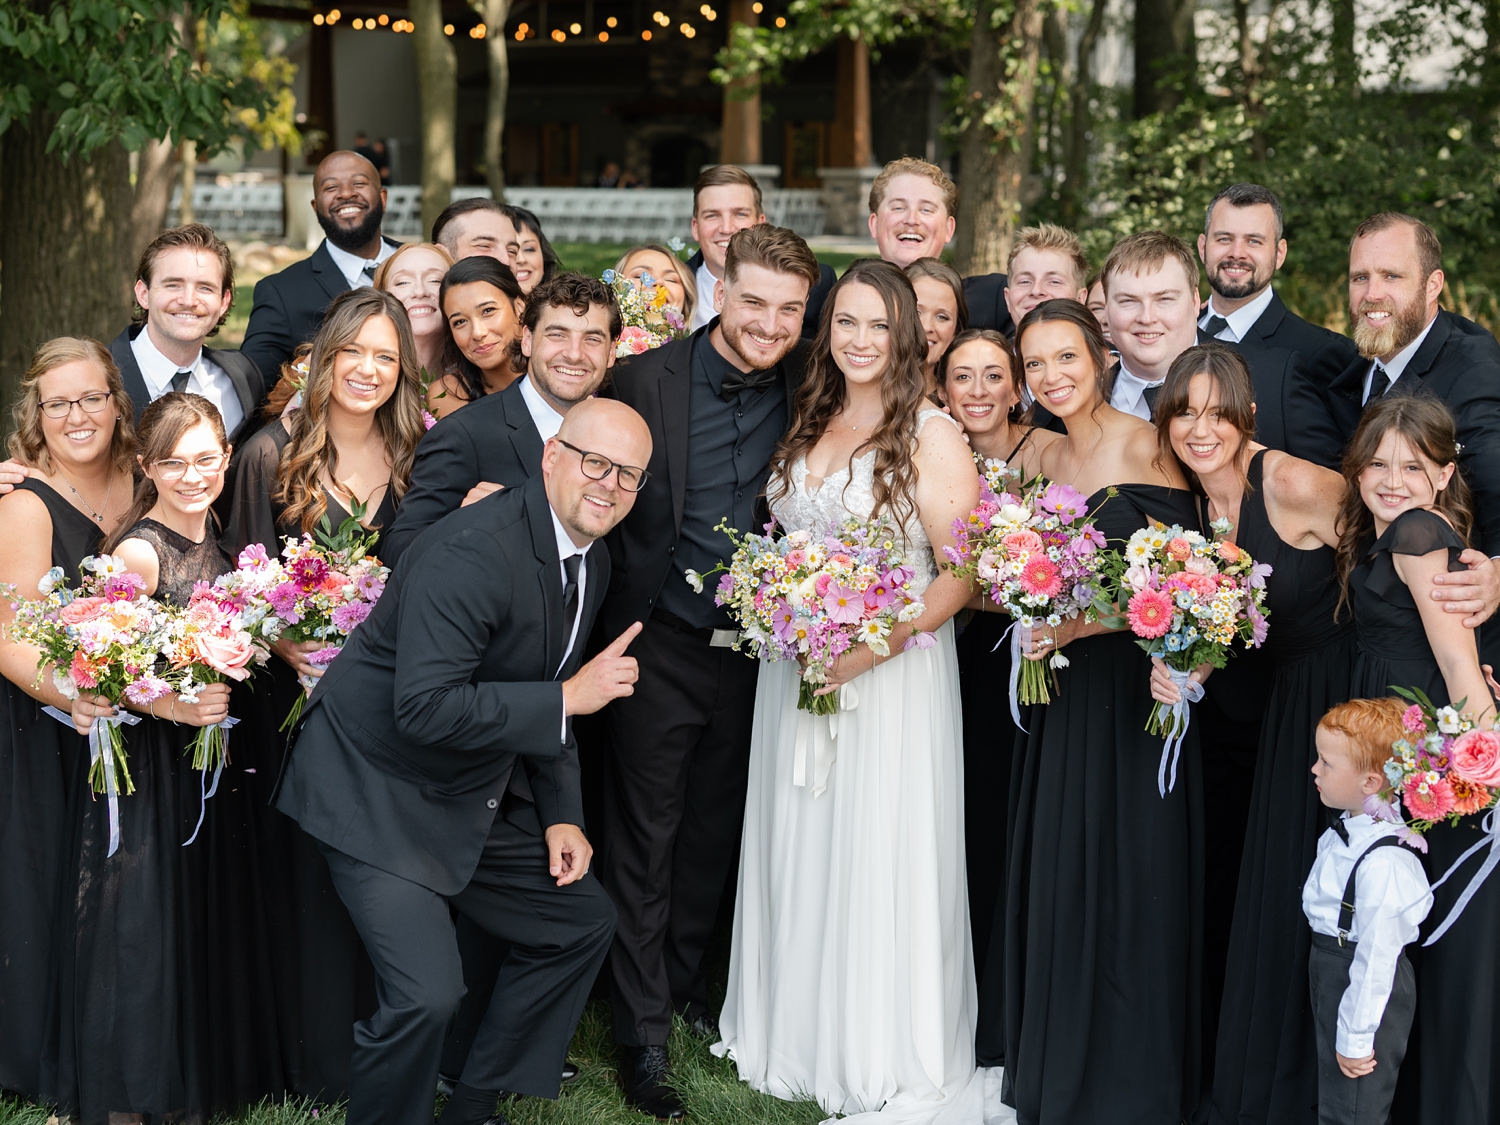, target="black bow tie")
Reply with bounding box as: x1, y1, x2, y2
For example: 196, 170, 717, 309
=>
1328, 809, 1351, 845
719, 366, 778, 402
